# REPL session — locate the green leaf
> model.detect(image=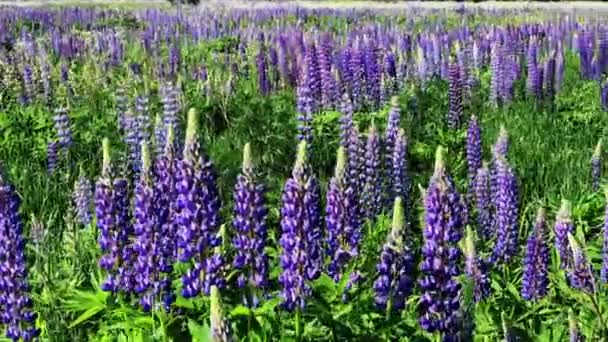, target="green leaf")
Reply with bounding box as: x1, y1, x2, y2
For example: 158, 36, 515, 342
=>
311, 274, 338, 303
188, 319, 211, 342
68, 305, 104, 328
230, 305, 251, 317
